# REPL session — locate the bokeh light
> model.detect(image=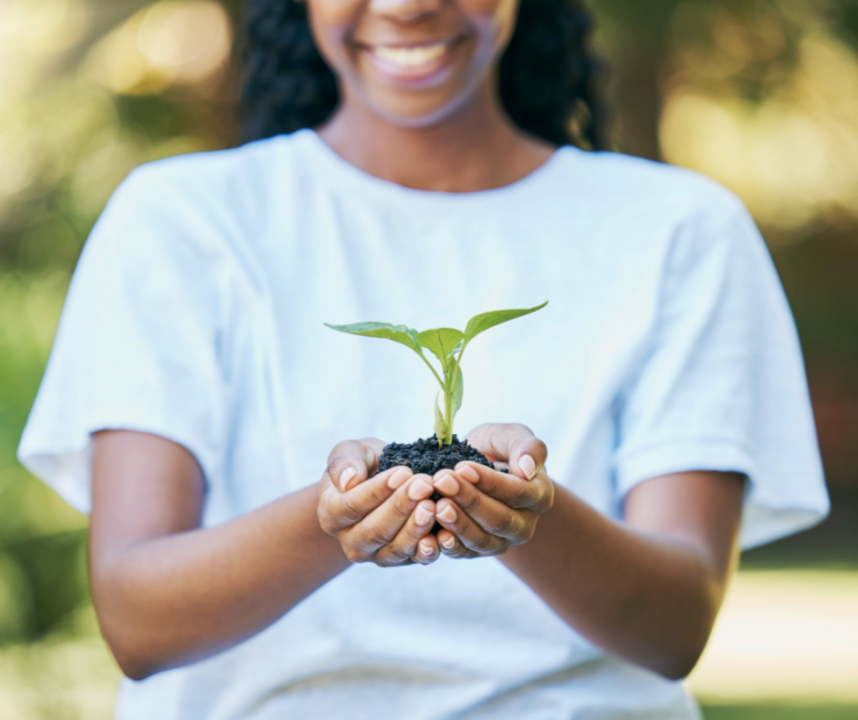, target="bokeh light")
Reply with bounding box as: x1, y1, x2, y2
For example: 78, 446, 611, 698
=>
83, 1, 233, 95
660, 2, 858, 230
